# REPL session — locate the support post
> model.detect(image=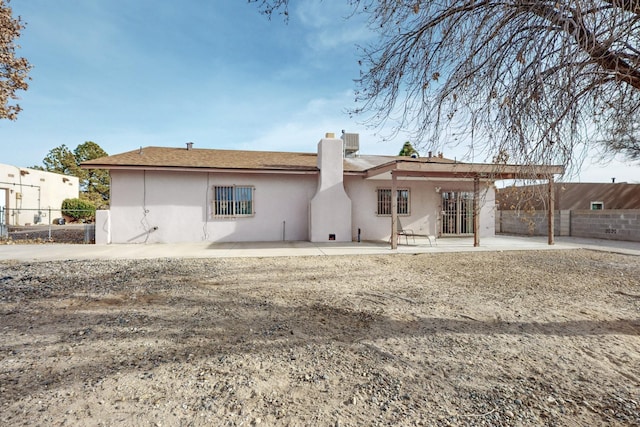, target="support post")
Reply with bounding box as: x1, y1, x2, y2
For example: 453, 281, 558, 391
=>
473, 177, 480, 247
391, 172, 398, 249
548, 176, 555, 245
